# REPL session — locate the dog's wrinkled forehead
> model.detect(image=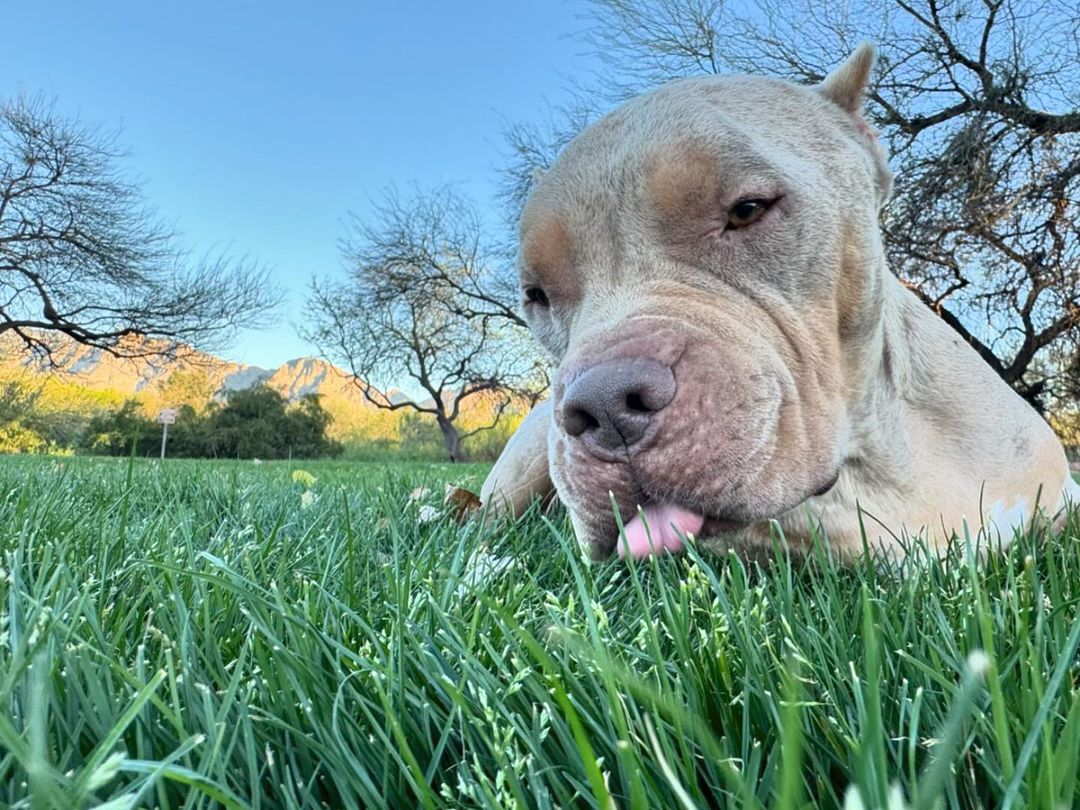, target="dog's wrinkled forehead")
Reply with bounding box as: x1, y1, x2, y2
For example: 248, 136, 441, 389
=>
521, 74, 847, 252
